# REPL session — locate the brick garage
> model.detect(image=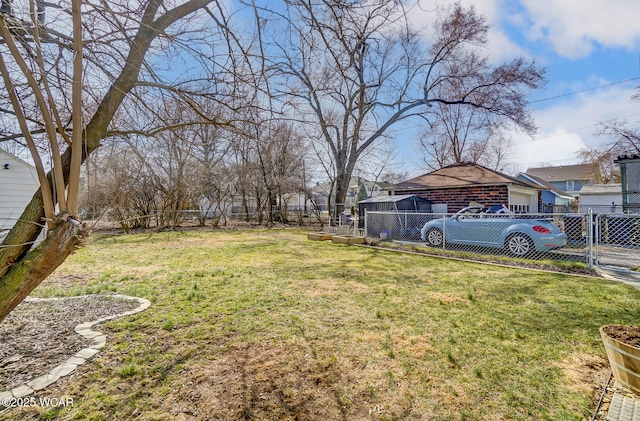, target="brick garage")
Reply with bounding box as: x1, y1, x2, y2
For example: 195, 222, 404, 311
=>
400, 185, 509, 212
388, 162, 541, 213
